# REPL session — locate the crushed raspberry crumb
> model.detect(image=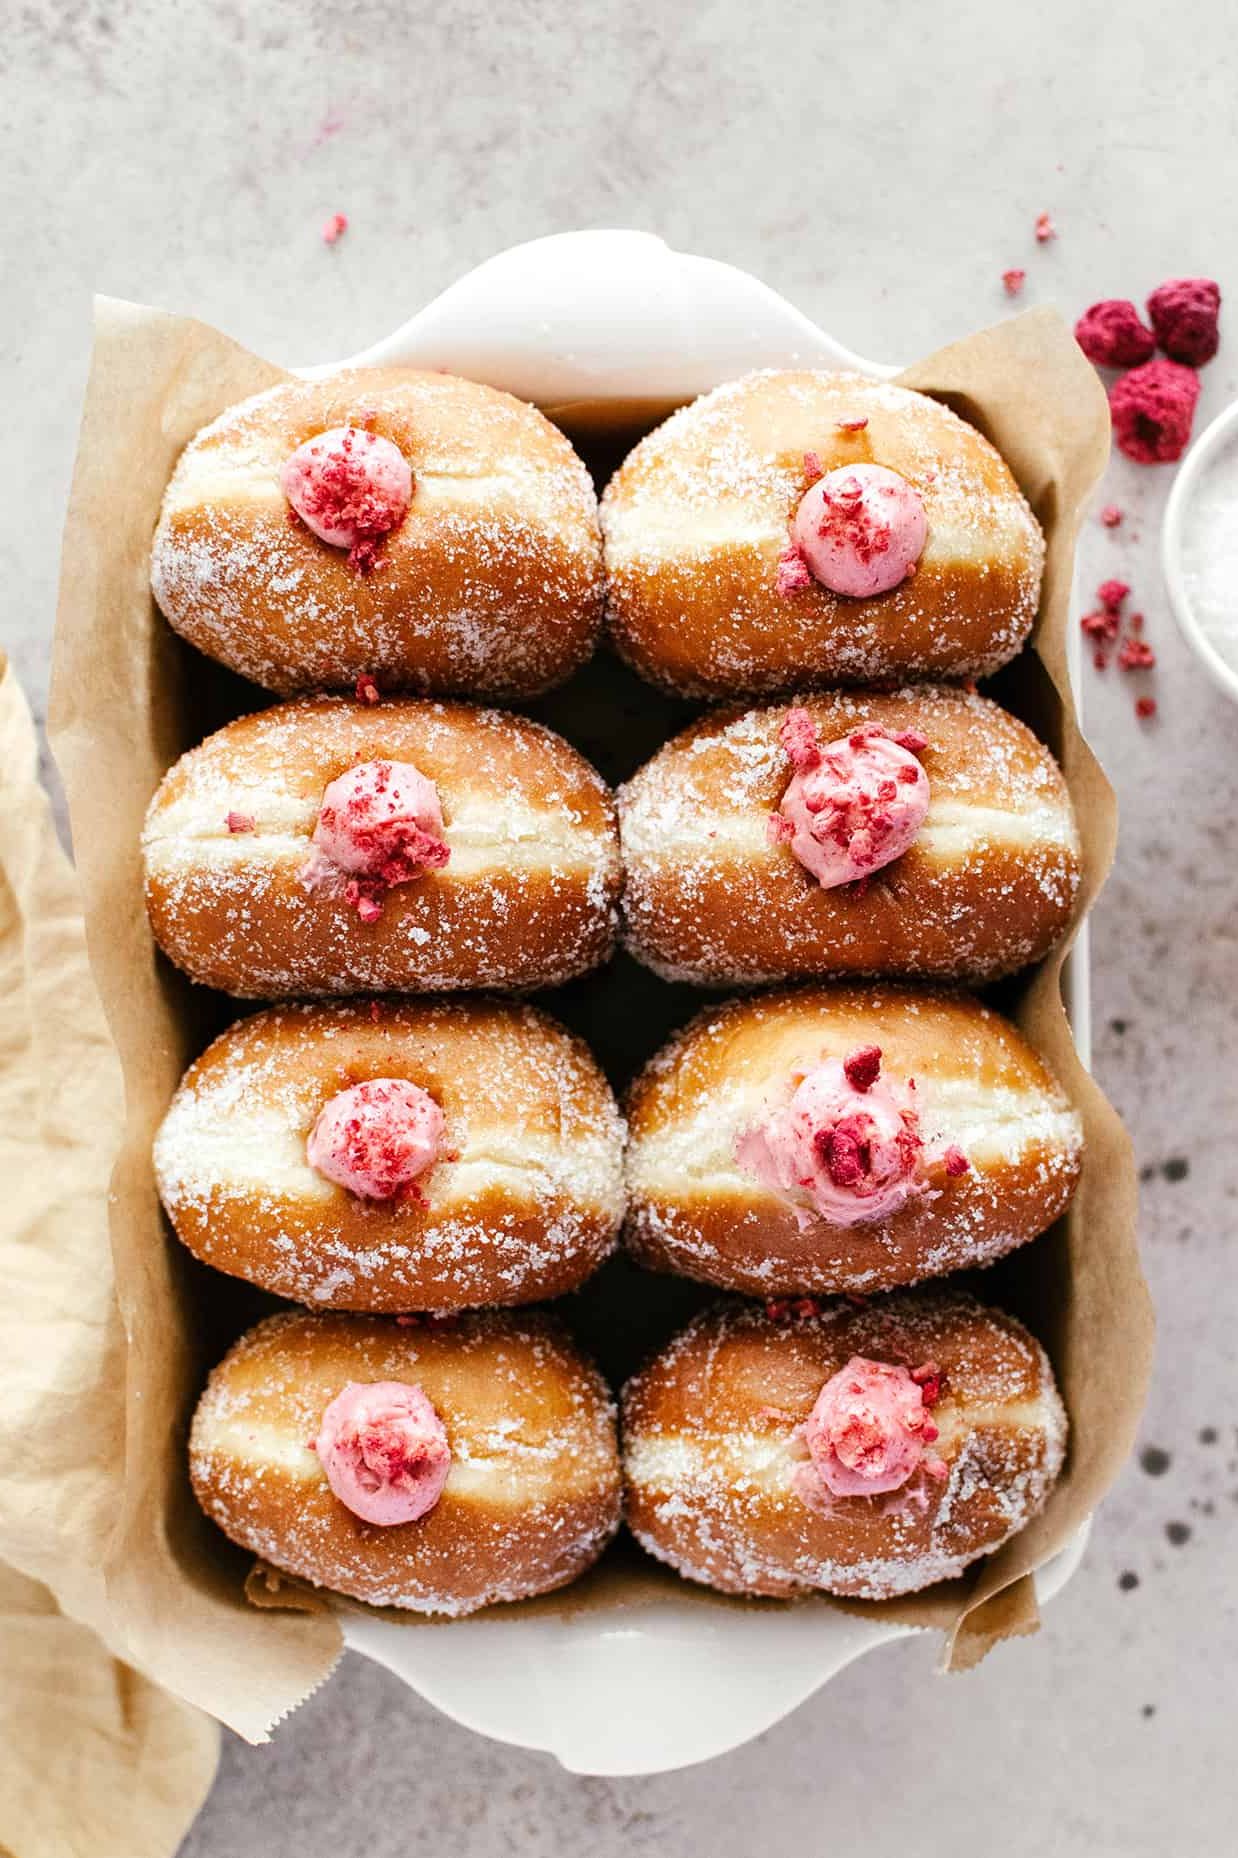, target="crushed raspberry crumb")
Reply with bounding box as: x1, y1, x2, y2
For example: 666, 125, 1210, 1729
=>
1146, 277, 1221, 366
1135, 696, 1157, 719
1081, 609, 1120, 643
1097, 579, 1129, 611
776, 543, 812, 597
1093, 649, 1109, 670
1002, 268, 1026, 297
765, 1299, 791, 1322
778, 706, 822, 772
347, 535, 387, 575
1034, 211, 1056, 243
911, 1362, 946, 1409
1074, 301, 1156, 368
1118, 637, 1156, 670
892, 728, 928, 755
802, 450, 824, 484
1100, 504, 1123, 527
344, 881, 384, 923
835, 417, 869, 433
355, 673, 381, 704
1109, 358, 1200, 464
1130, 611, 1144, 633
225, 811, 255, 834
843, 1045, 883, 1092
321, 212, 349, 245
368, 1000, 381, 1022
942, 1145, 970, 1177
